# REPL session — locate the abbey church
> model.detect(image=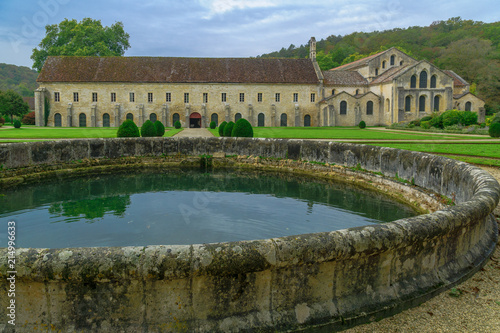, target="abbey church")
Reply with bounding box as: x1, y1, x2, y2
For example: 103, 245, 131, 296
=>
34, 38, 484, 128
